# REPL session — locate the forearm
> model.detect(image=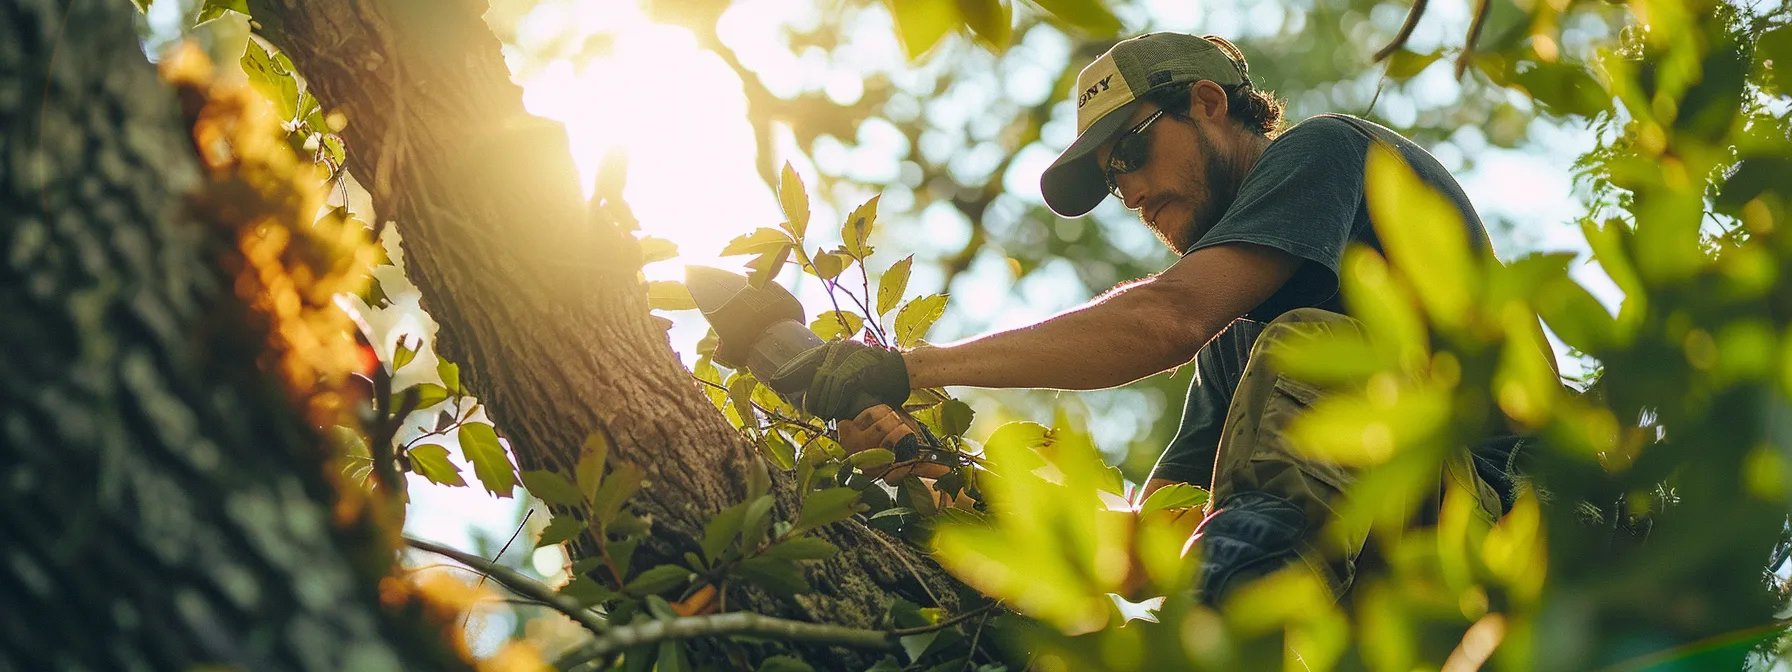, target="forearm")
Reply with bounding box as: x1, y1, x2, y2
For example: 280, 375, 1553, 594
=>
904, 278, 1216, 391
